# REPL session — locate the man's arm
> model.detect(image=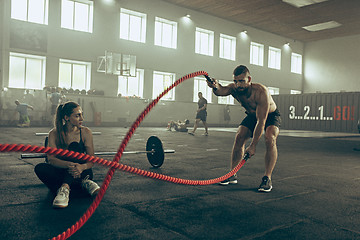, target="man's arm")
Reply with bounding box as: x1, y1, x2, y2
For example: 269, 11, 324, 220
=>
198, 103, 207, 112
247, 89, 270, 155
207, 78, 233, 96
